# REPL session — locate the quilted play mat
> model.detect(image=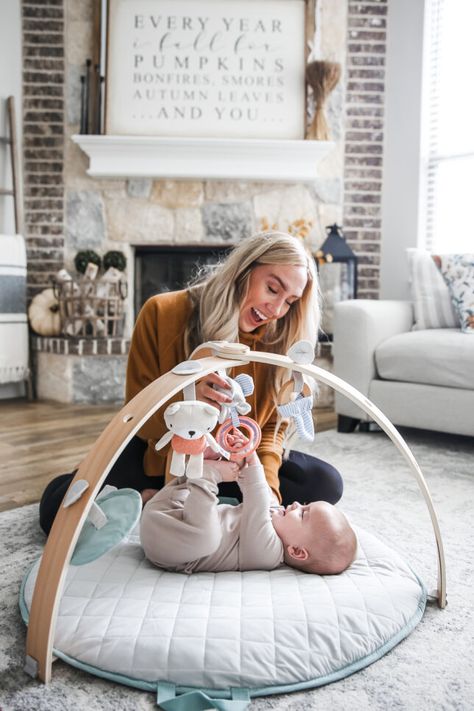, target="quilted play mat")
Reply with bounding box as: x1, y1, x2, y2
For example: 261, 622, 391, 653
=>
21, 342, 446, 710
20, 519, 426, 705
